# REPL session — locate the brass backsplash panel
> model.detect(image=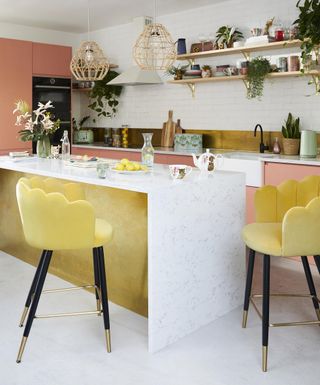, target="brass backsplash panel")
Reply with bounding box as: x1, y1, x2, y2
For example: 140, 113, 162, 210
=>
93, 128, 320, 152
